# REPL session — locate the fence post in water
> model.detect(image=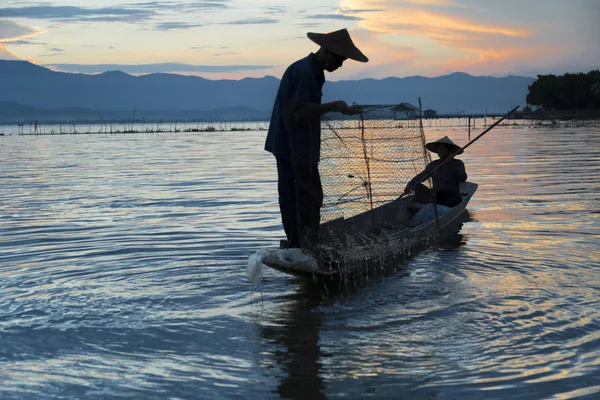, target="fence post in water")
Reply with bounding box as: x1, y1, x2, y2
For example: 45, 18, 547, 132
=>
484, 106, 488, 127
468, 117, 471, 140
